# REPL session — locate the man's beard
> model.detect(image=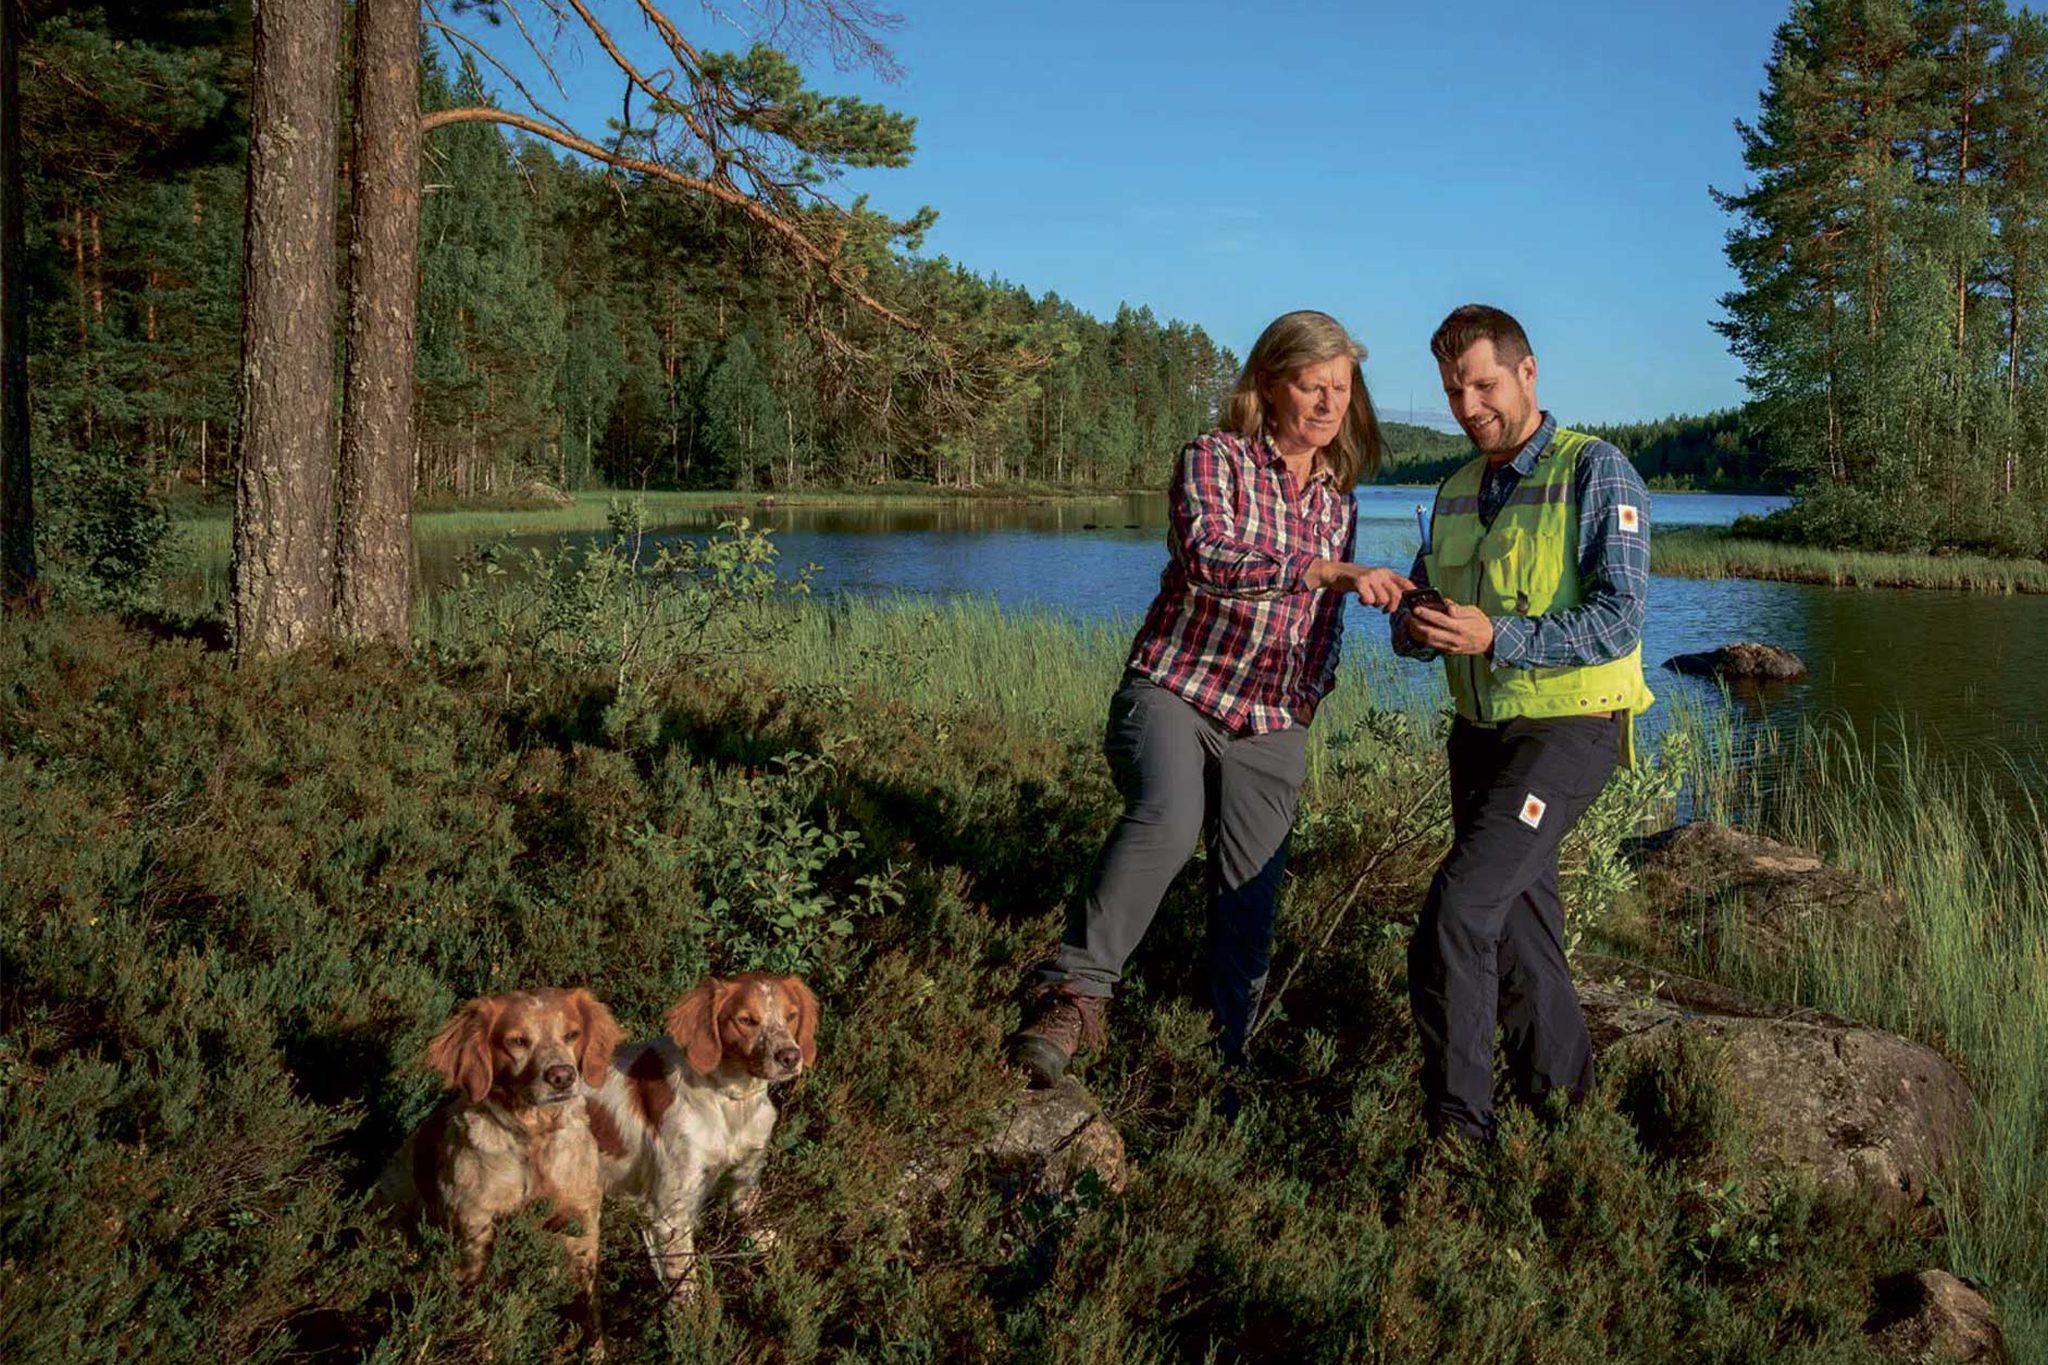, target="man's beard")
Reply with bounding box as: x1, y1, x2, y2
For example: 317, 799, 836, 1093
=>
1466, 404, 1531, 456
